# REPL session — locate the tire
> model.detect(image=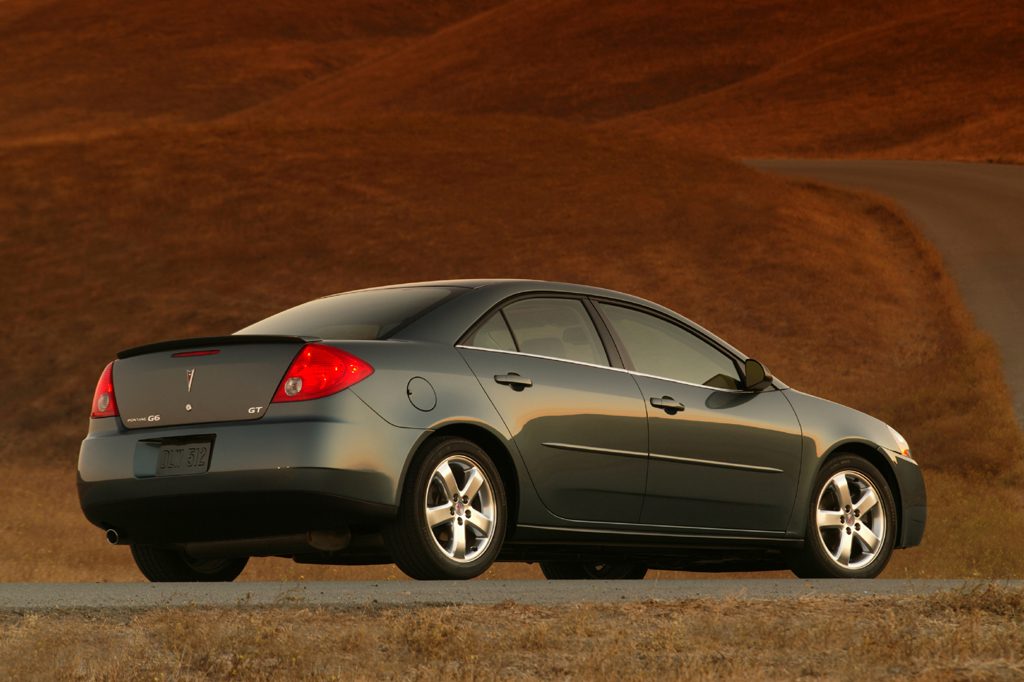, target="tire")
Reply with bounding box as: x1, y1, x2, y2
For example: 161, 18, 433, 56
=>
540, 561, 647, 580
130, 545, 248, 582
789, 454, 897, 579
385, 436, 507, 580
